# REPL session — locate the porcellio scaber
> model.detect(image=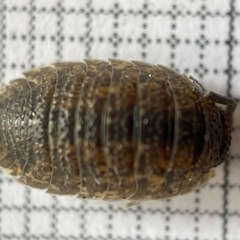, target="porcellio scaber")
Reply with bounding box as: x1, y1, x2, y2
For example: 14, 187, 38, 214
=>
0, 59, 236, 202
